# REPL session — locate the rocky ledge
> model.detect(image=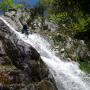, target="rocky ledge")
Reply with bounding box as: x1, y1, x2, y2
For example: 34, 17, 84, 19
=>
0, 18, 57, 90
